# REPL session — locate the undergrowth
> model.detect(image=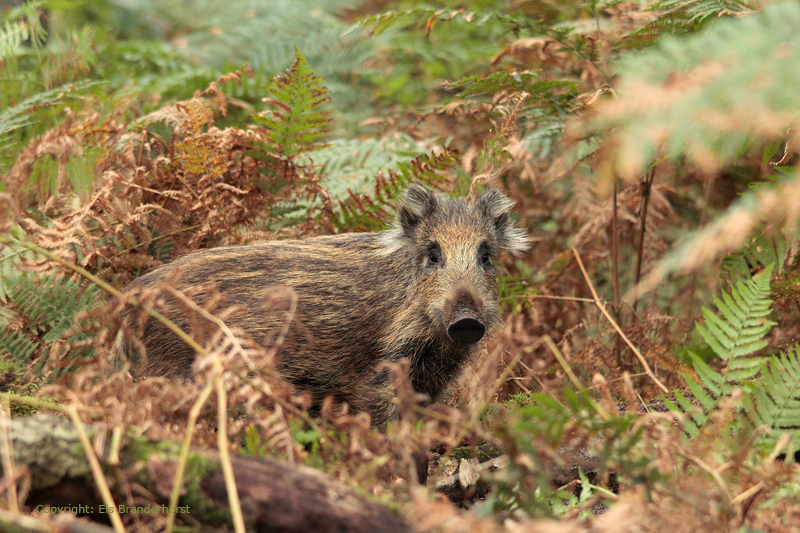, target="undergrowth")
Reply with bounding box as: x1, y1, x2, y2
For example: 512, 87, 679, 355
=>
3, 0, 800, 532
